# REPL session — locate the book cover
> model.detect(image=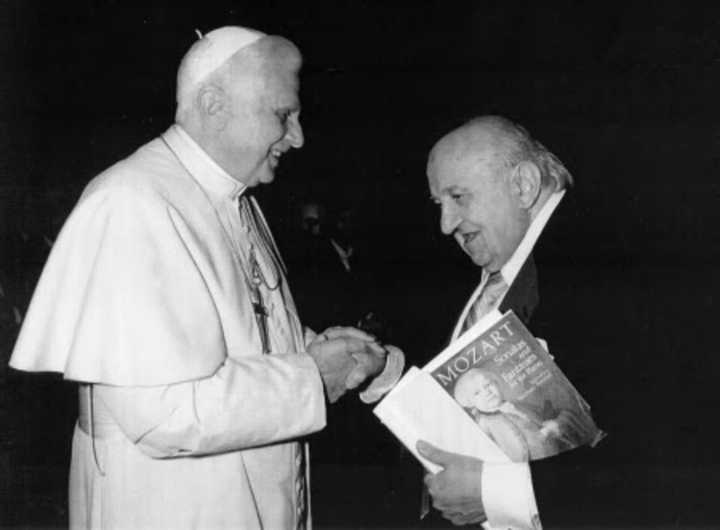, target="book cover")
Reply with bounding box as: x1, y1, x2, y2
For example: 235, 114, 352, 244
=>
373, 367, 511, 473
427, 310, 603, 462
373, 367, 540, 530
